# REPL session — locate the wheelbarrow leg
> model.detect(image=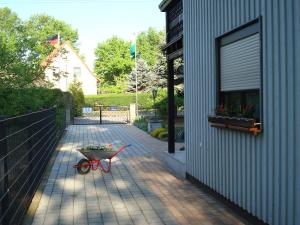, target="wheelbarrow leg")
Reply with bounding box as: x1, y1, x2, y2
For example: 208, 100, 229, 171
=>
98, 159, 112, 173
